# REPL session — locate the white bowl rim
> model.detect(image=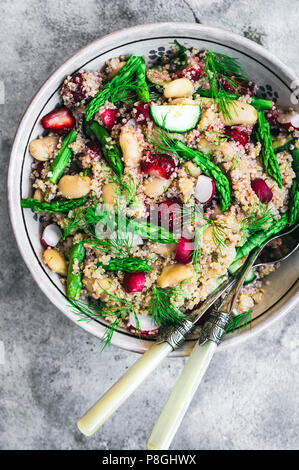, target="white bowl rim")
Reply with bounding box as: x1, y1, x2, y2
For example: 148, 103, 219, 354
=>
7, 22, 299, 356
